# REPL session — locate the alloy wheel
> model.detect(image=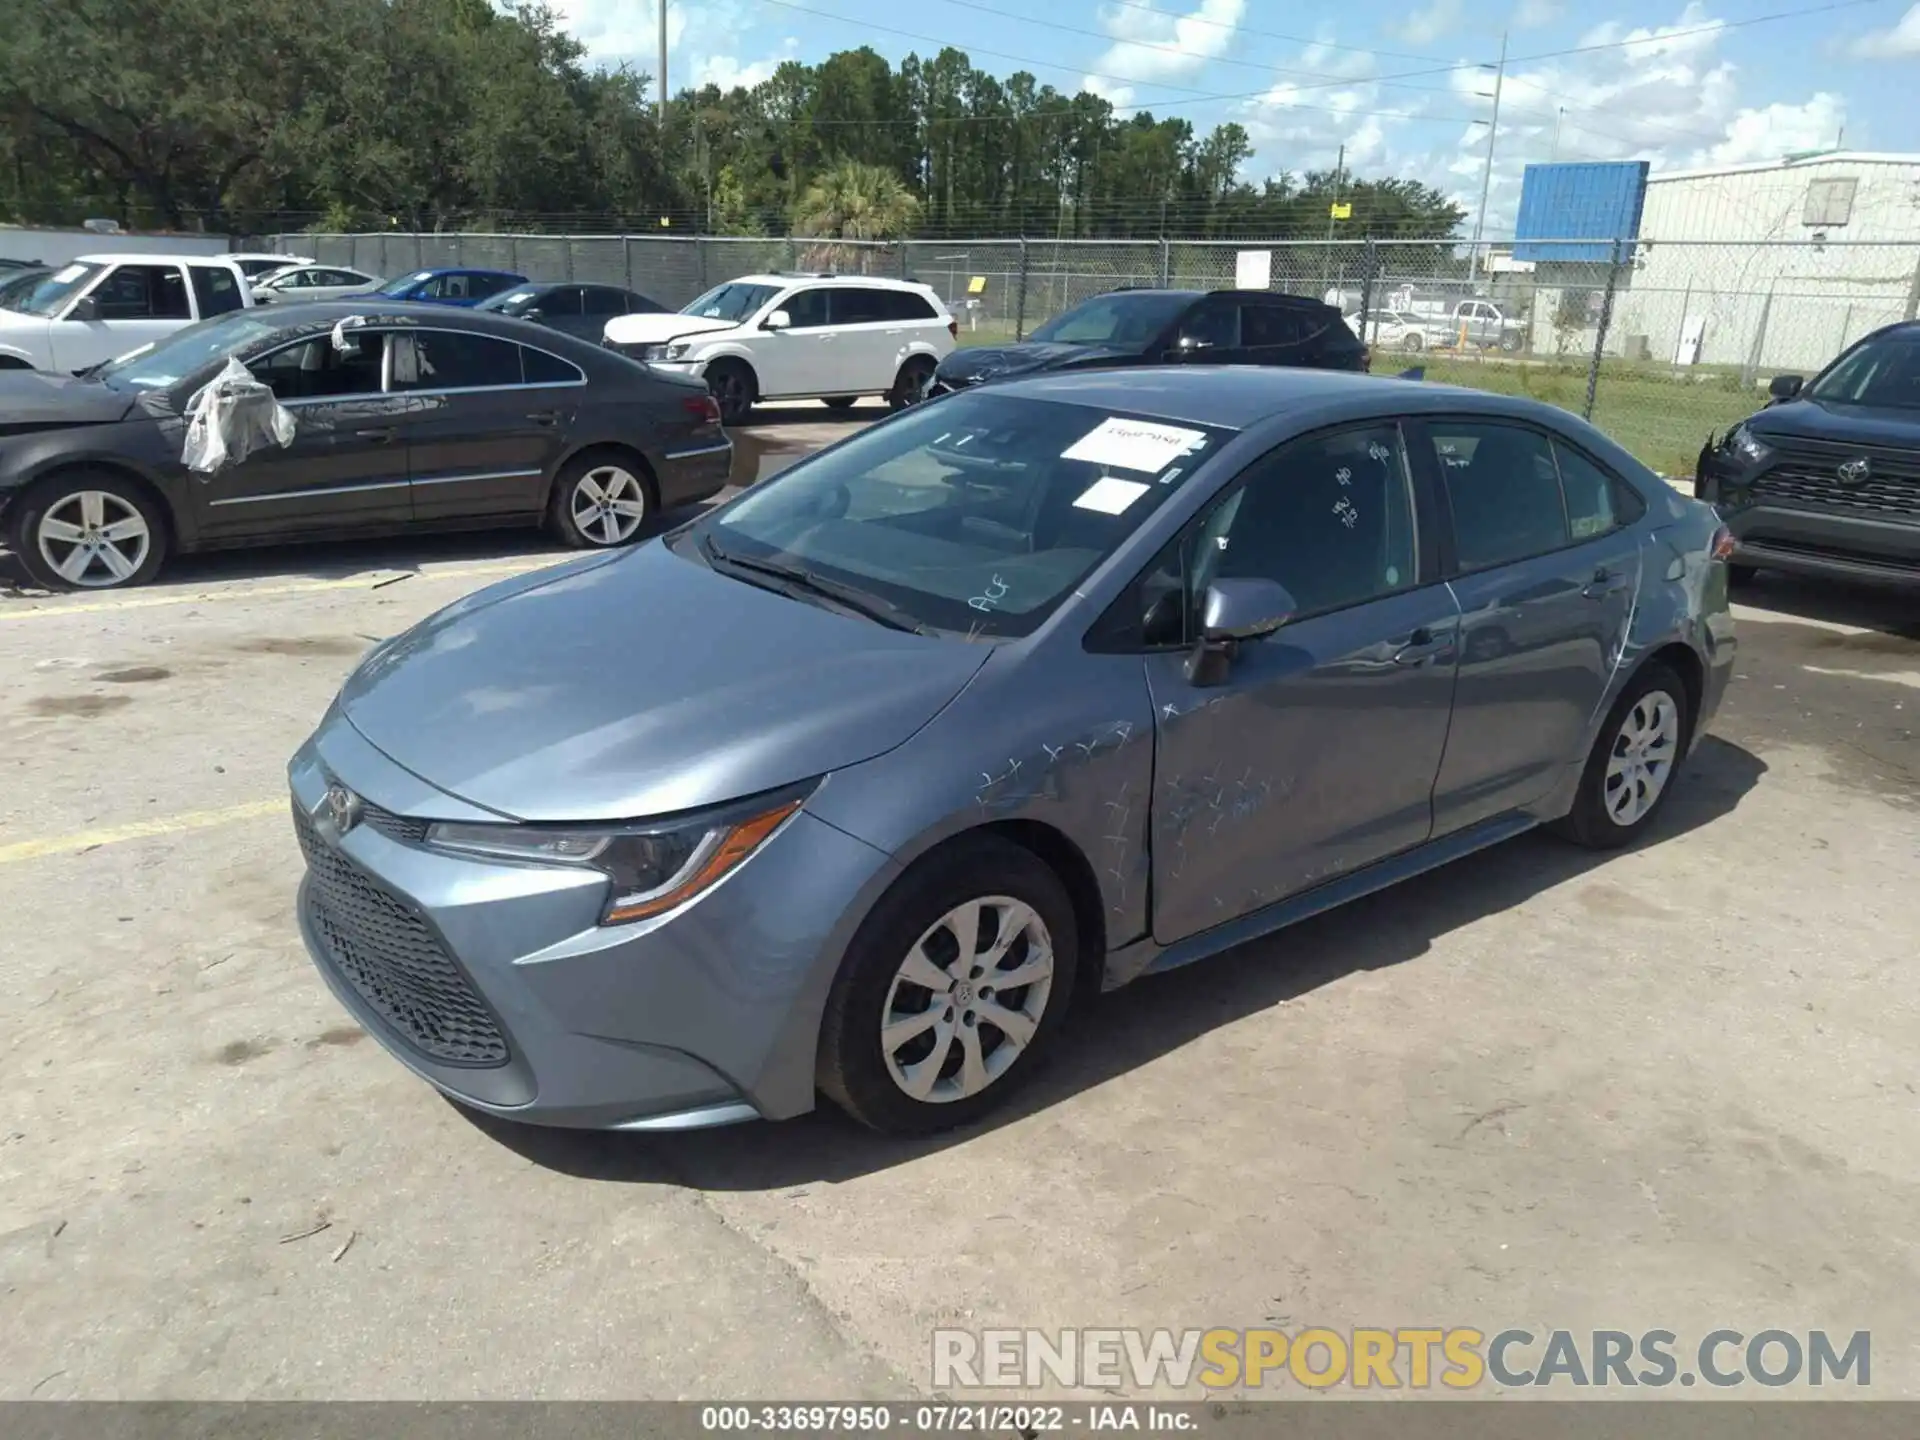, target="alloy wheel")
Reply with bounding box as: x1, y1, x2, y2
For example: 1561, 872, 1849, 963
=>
1603, 688, 1680, 827
36, 490, 152, 588
880, 895, 1055, 1104
569, 466, 648, 546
